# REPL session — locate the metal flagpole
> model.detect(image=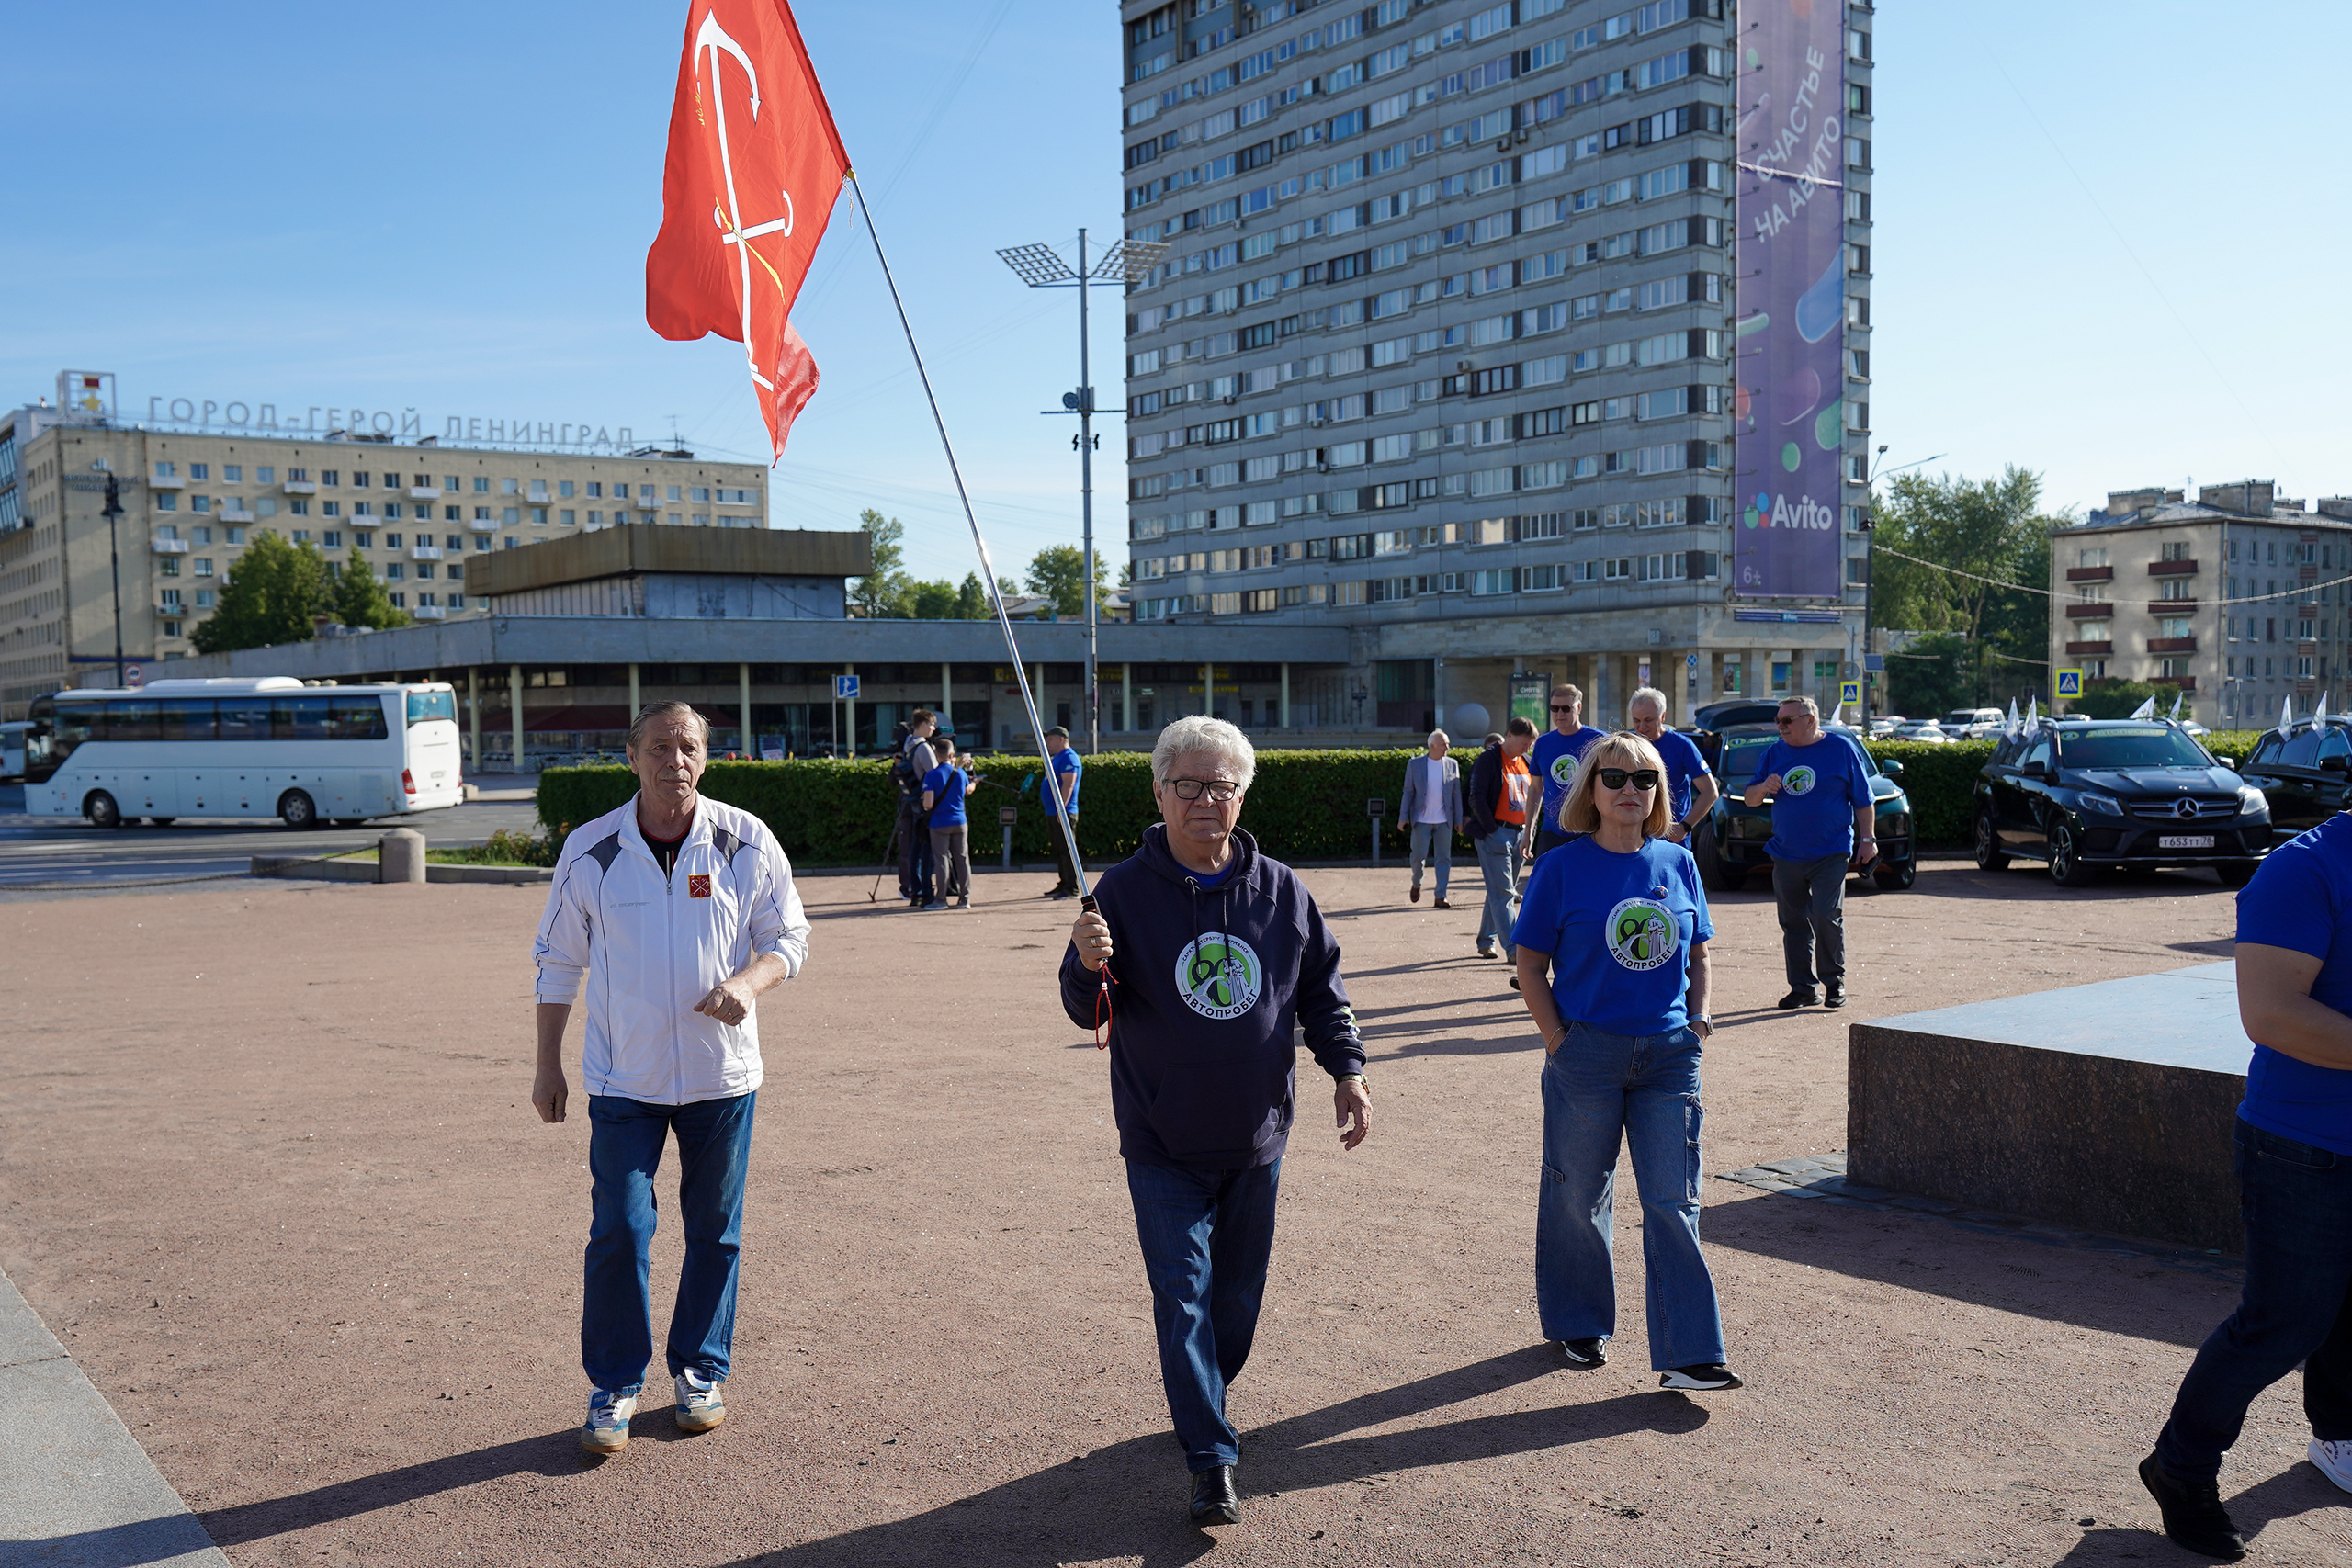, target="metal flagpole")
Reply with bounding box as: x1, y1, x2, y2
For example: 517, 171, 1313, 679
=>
849, 172, 1091, 901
